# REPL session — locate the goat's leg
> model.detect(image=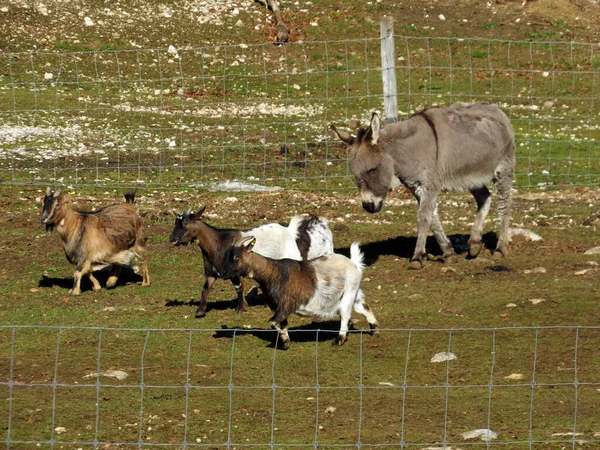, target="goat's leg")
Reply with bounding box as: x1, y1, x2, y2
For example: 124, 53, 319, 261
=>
70, 260, 92, 296
106, 265, 122, 289
88, 272, 102, 292
231, 277, 248, 313
269, 308, 291, 350
493, 166, 514, 259
468, 186, 492, 258
429, 200, 456, 263
333, 288, 359, 346
353, 290, 379, 336
196, 275, 216, 318
134, 243, 150, 287
410, 189, 438, 269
